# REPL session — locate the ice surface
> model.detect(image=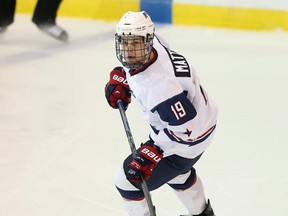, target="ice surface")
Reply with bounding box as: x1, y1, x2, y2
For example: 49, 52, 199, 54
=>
0, 14, 288, 216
